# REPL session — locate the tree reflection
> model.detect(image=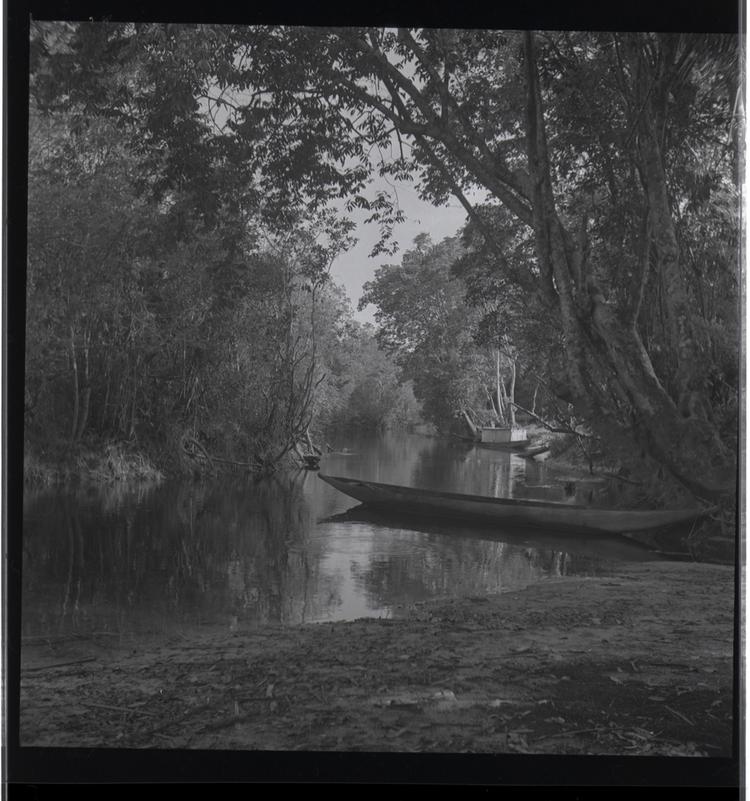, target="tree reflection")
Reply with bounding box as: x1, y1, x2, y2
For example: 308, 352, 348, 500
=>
409, 438, 529, 498
350, 529, 569, 610
21, 475, 333, 638
22, 436, 656, 641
